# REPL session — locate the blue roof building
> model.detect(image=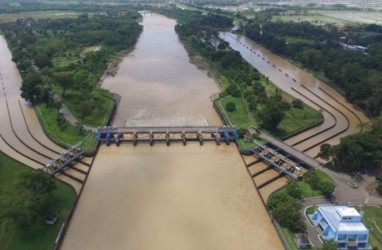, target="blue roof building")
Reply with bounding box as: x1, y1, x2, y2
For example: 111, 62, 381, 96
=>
310, 205, 371, 249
